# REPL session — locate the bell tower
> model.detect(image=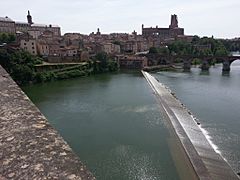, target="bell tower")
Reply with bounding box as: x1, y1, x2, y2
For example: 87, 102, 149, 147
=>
27, 10, 33, 25
169, 14, 178, 29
